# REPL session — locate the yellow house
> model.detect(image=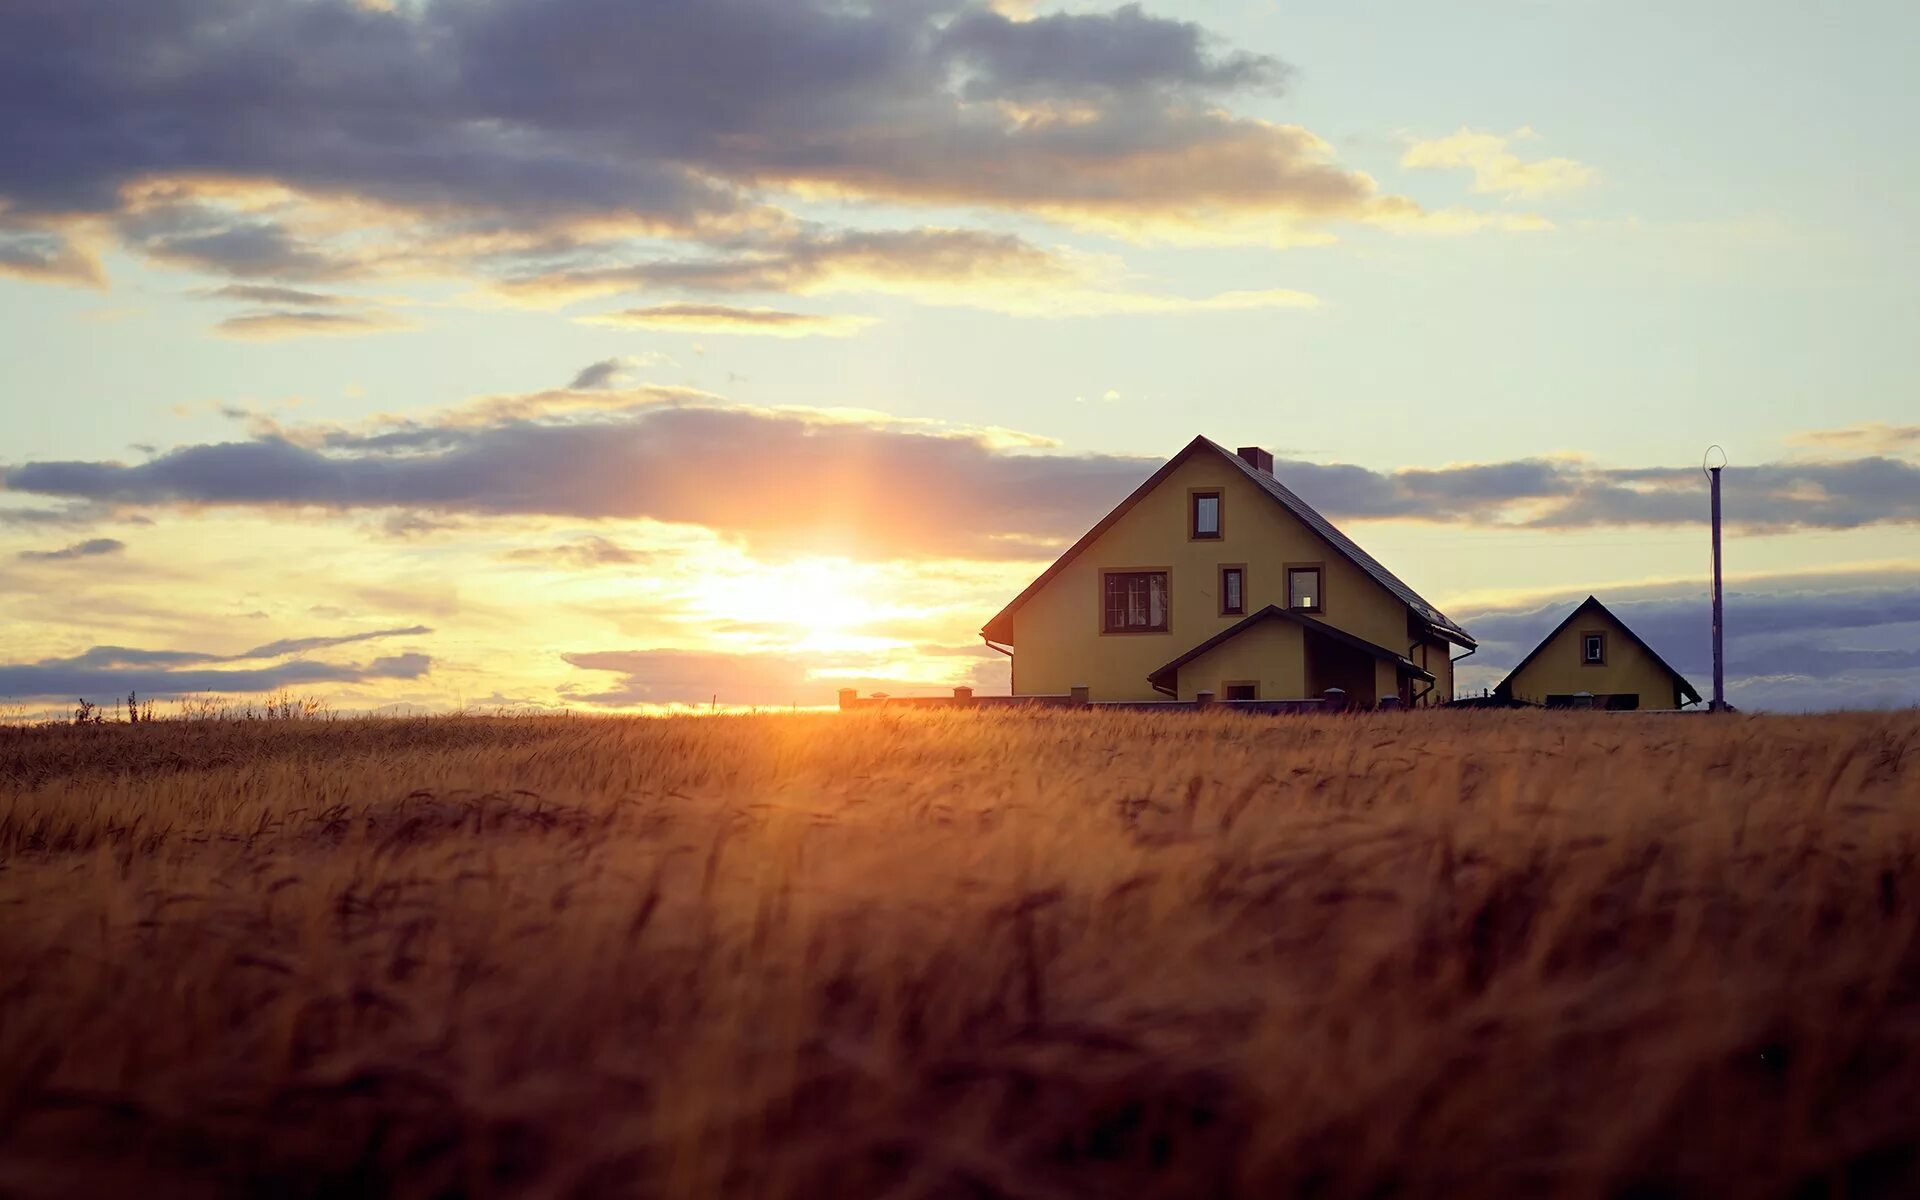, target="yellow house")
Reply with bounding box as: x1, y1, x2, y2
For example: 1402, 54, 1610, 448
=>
980, 437, 1475, 706
1492, 595, 1701, 710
